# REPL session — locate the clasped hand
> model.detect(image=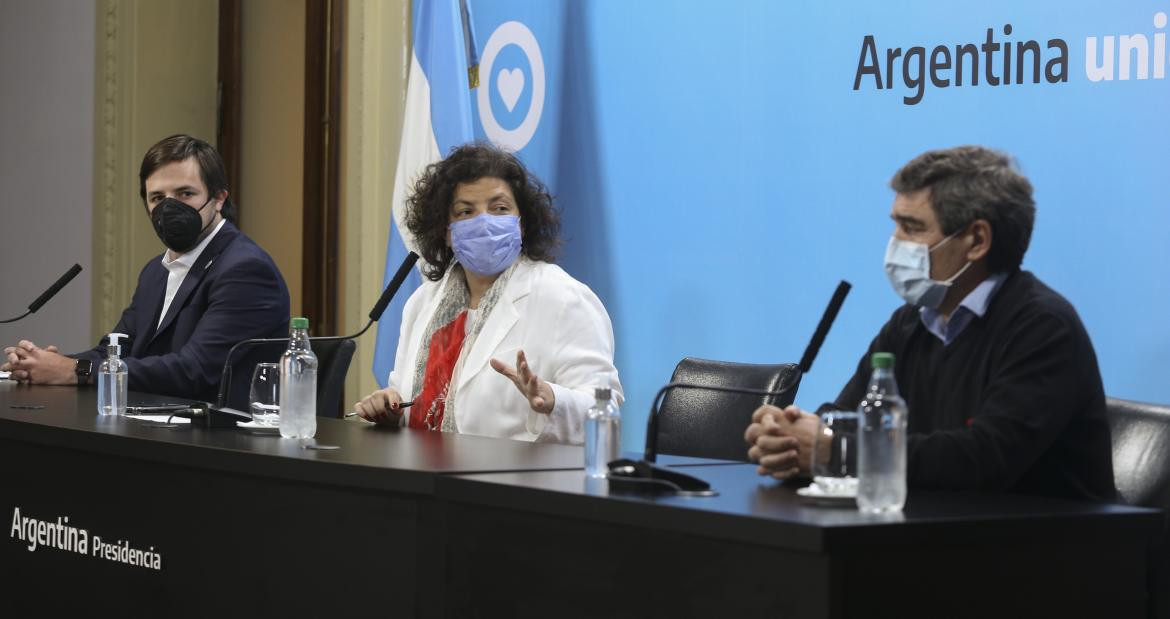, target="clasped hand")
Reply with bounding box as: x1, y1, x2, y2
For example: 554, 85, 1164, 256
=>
1, 340, 76, 385
744, 404, 821, 480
